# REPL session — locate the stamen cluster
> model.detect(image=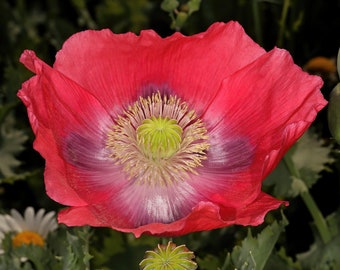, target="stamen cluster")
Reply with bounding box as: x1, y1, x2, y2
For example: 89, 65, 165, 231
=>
106, 91, 209, 186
